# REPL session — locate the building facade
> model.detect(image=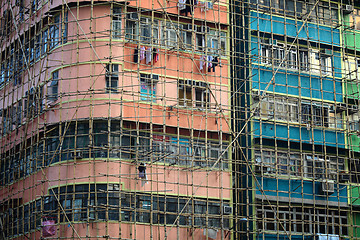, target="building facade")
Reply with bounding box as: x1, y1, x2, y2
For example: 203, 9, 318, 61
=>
0, 0, 232, 239
233, 0, 353, 239
4, 0, 360, 239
